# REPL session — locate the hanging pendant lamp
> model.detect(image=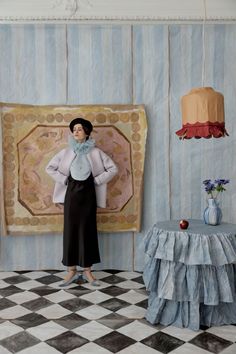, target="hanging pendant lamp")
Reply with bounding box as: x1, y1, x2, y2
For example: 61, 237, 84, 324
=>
175, 0, 228, 140
176, 87, 228, 139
